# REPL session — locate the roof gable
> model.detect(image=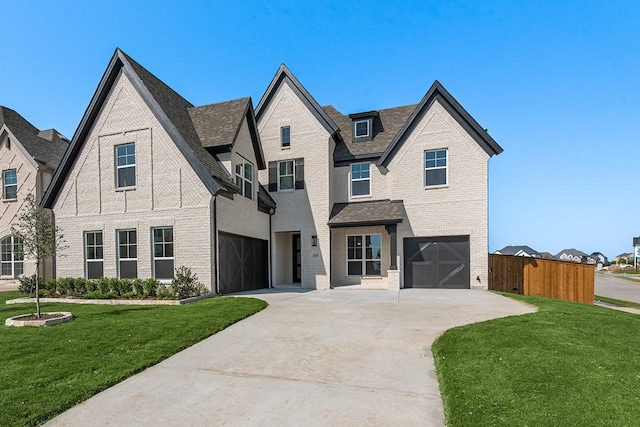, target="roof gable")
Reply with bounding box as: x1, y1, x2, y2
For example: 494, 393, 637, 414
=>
378, 81, 503, 167
255, 64, 339, 136
189, 97, 265, 169
0, 106, 68, 168
43, 48, 236, 208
